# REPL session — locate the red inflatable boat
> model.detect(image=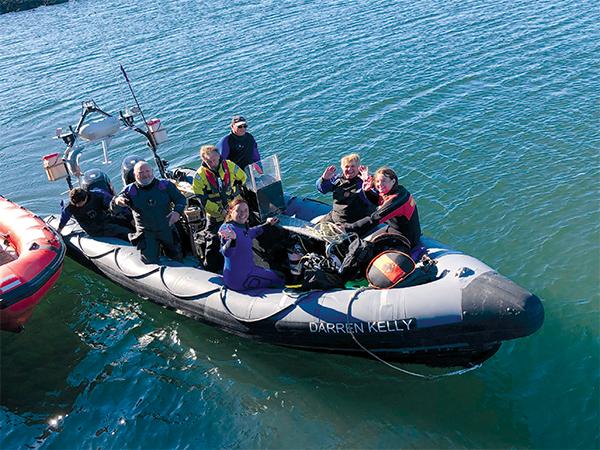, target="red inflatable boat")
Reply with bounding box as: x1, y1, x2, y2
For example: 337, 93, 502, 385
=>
0, 196, 65, 332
